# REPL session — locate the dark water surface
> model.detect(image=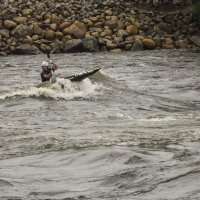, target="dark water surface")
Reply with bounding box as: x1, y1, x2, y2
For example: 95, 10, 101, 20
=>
0, 50, 200, 200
